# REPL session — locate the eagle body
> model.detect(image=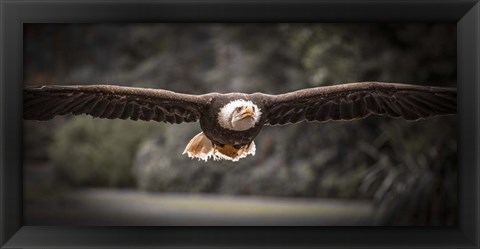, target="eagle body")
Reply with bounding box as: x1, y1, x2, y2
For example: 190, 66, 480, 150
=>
23, 82, 457, 162
199, 93, 266, 147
